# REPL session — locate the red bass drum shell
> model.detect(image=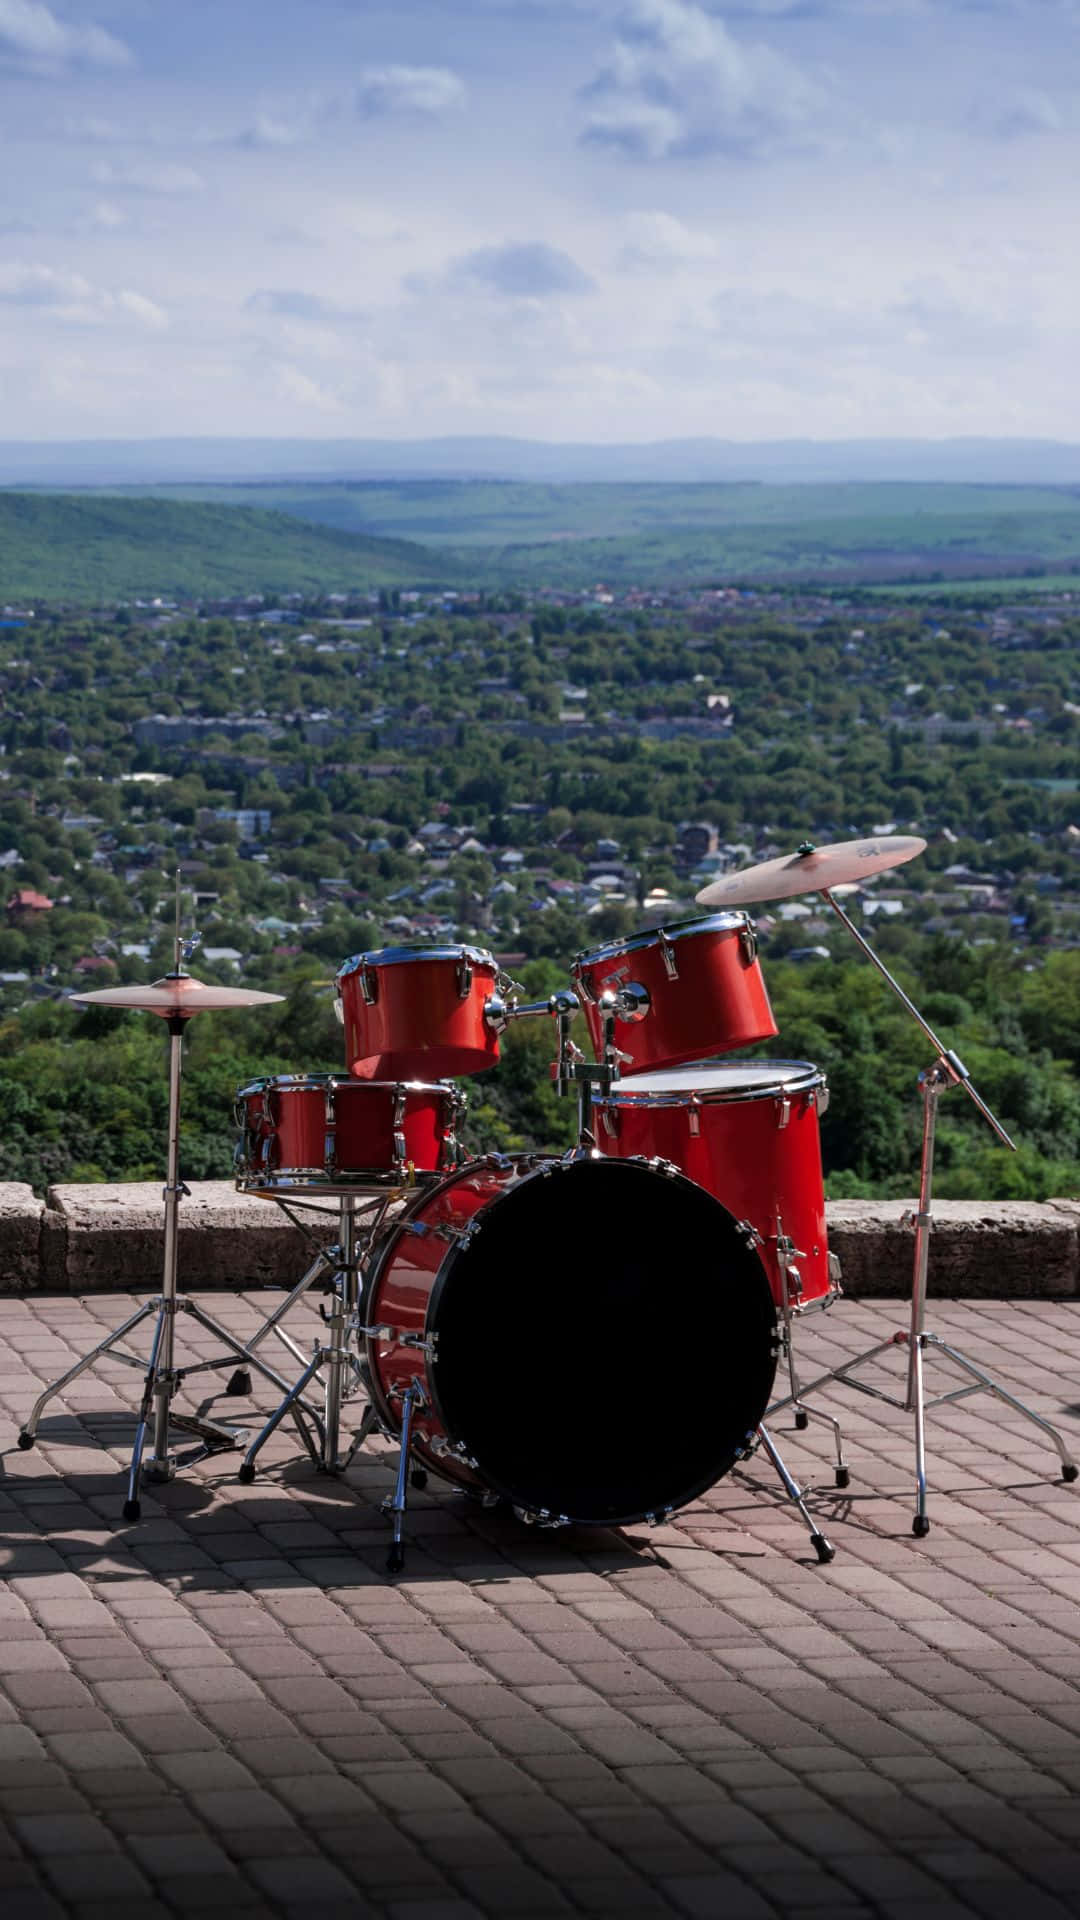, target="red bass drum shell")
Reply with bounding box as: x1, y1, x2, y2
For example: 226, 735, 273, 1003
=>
363, 1153, 779, 1527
